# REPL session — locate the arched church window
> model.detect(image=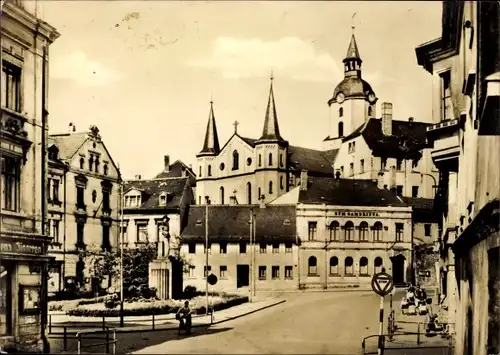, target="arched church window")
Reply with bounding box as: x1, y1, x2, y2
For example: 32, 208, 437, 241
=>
339, 107, 344, 118
279, 154, 284, 167
220, 187, 225, 205
269, 181, 273, 194
232, 150, 239, 170
368, 106, 373, 117
258, 154, 262, 167
280, 176, 284, 190
247, 182, 252, 204
269, 153, 273, 166
199, 166, 202, 177
208, 165, 212, 176
338, 122, 344, 137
